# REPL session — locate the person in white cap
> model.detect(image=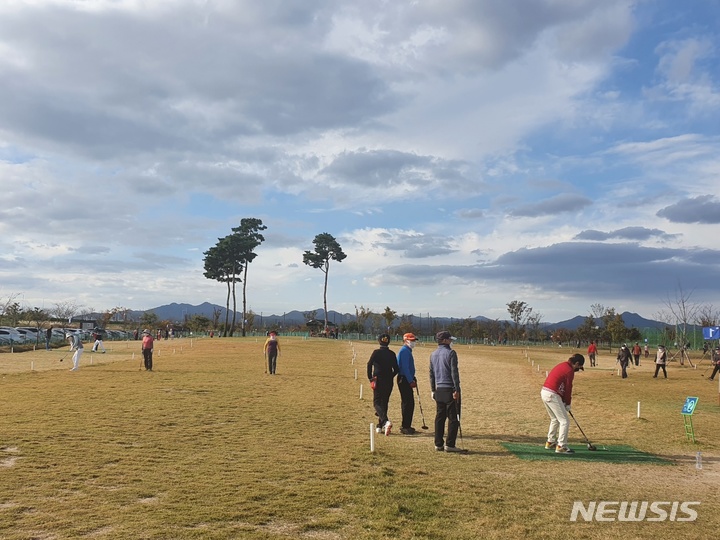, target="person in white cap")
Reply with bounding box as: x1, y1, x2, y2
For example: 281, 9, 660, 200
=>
397, 332, 418, 435
66, 332, 84, 371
